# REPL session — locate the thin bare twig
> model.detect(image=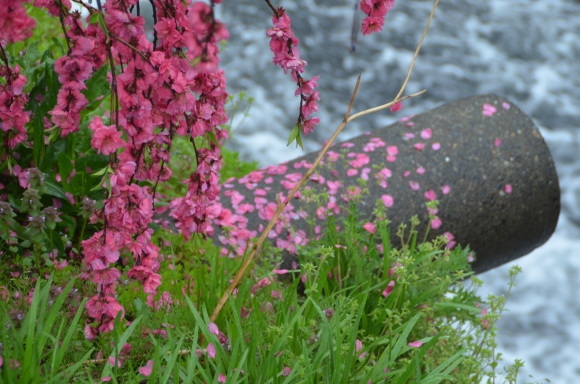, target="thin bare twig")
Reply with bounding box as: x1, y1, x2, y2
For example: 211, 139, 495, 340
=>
209, 0, 440, 322
348, 0, 439, 122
